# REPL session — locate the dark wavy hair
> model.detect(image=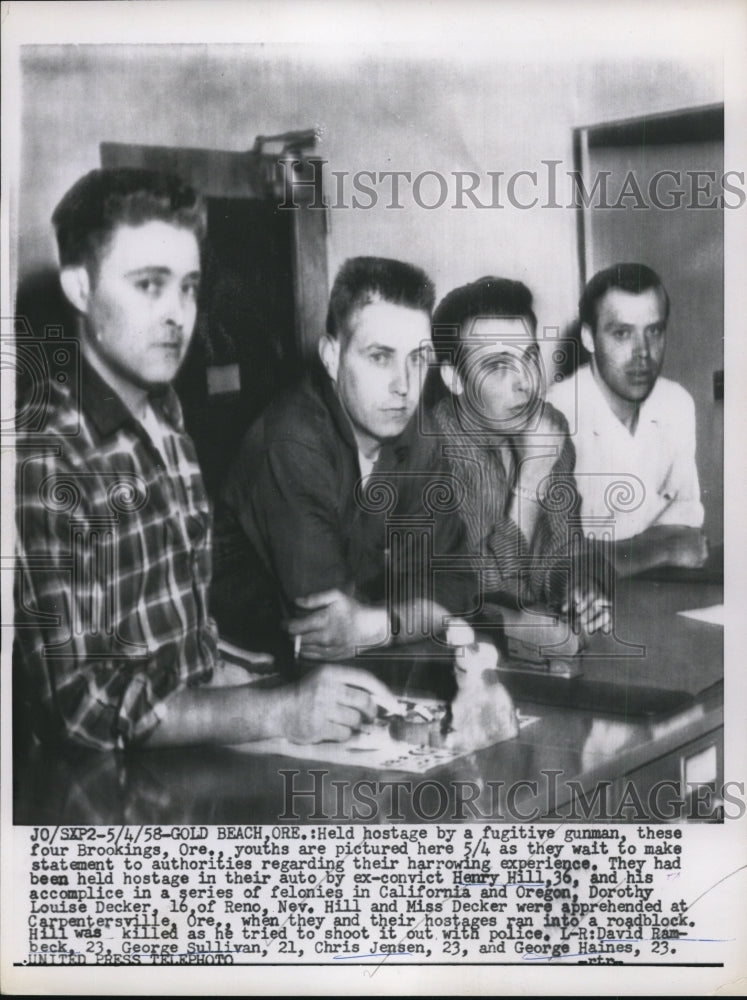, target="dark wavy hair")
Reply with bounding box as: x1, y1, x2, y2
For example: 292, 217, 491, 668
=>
52, 167, 206, 274
580, 262, 670, 334
432, 276, 537, 374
